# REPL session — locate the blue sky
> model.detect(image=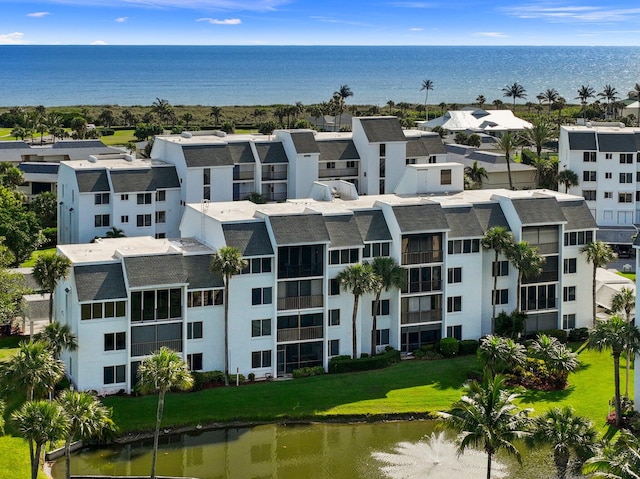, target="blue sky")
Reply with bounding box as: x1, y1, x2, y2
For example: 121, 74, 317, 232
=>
1, 0, 639, 46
